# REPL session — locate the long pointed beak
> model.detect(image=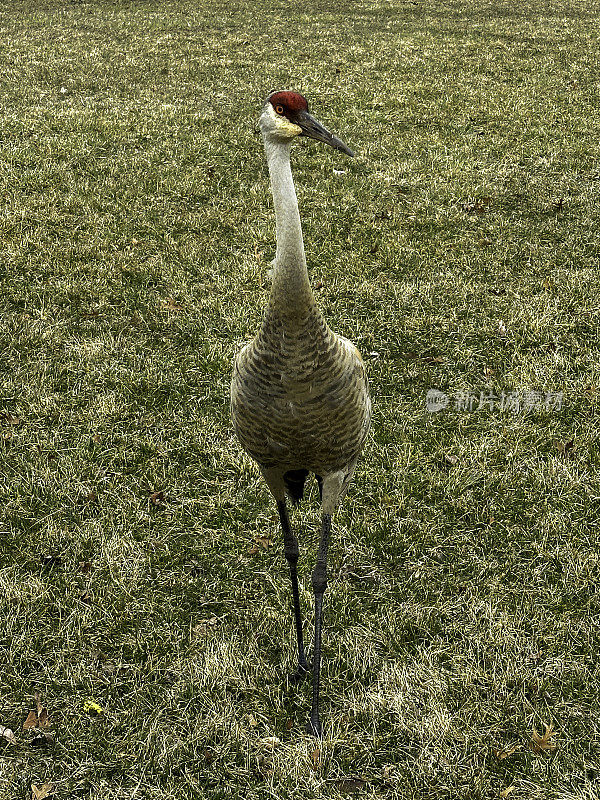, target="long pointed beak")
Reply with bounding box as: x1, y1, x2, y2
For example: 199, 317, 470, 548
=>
294, 110, 355, 157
